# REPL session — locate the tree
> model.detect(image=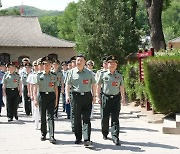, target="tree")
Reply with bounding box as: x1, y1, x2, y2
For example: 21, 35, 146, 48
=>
162, 0, 180, 41
144, 0, 166, 51
39, 16, 59, 37
76, 0, 139, 66
57, 2, 78, 41
0, 9, 20, 16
